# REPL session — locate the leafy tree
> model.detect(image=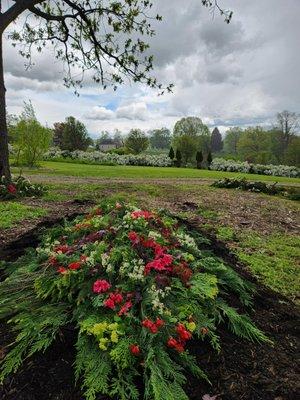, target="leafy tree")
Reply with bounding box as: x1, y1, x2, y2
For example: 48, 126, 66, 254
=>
53, 122, 65, 148
223, 127, 243, 155
175, 149, 182, 167
237, 127, 270, 163
60, 117, 92, 152
168, 146, 175, 160
0, 1, 231, 180
196, 151, 203, 169
10, 101, 52, 167
125, 129, 149, 154
211, 127, 223, 153
207, 151, 213, 168
173, 117, 211, 163
173, 134, 198, 164
149, 128, 171, 149
276, 110, 299, 150
284, 136, 300, 167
